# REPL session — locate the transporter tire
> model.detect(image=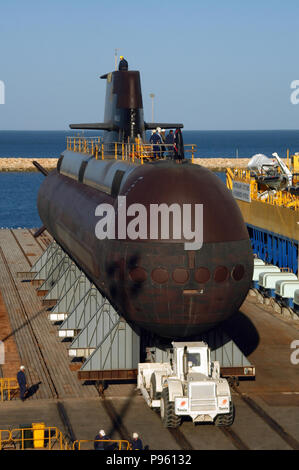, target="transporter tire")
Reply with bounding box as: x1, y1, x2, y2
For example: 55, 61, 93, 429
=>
160, 387, 181, 428
214, 402, 235, 427
150, 374, 161, 401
